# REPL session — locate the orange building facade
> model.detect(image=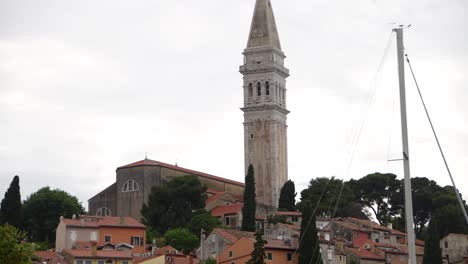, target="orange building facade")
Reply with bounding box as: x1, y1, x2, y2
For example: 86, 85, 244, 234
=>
217, 237, 298, 264
56, 215, 146, 255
